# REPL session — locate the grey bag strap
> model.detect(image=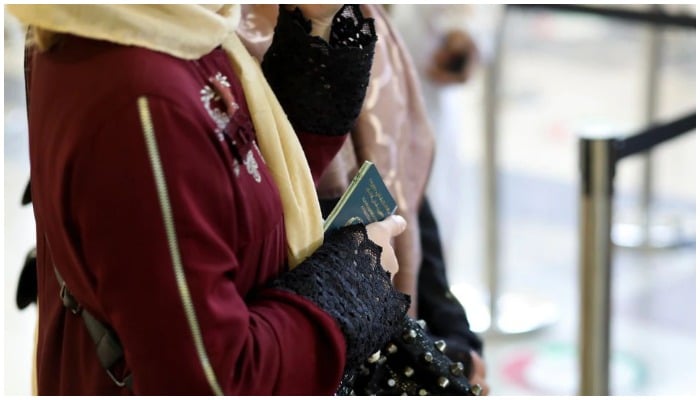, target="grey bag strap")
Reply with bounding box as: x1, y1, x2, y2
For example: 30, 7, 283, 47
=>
45, 234, 133, 390
53, 267, 133, 390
